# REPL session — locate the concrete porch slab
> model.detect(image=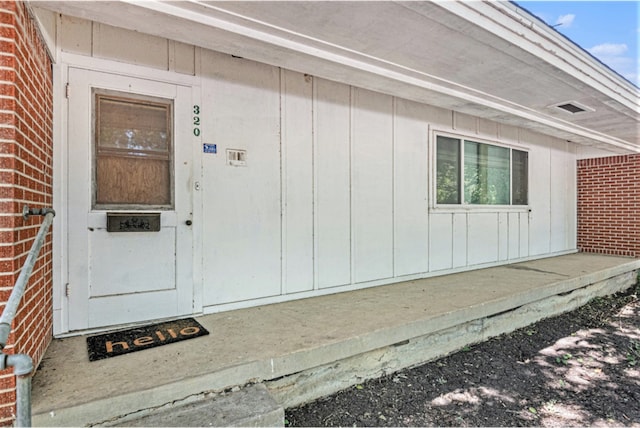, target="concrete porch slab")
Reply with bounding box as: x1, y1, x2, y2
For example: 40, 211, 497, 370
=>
31, 253, 640, 426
